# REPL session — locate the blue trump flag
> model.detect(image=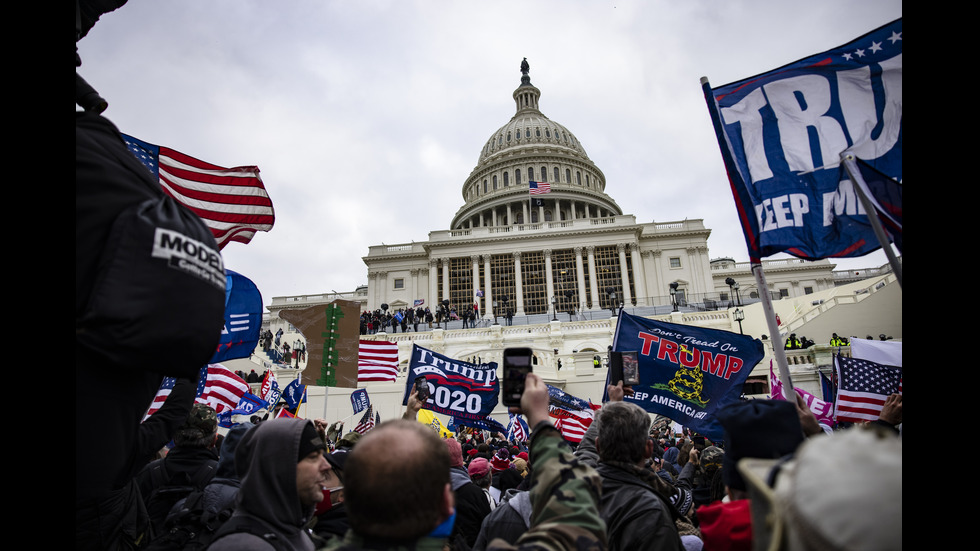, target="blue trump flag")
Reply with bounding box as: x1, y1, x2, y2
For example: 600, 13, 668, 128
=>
703, 18, 902, 262
350, 389, 370, 414
403, 344, 499, 421
217, 392, 269, 427
210, 269, 263, 363
608, 312, 765, 441
283, 379, 307, 410
451, 414, 508, 435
